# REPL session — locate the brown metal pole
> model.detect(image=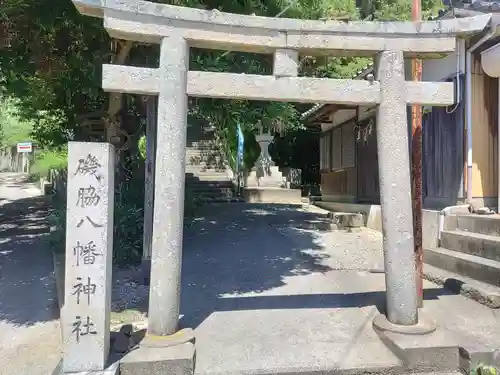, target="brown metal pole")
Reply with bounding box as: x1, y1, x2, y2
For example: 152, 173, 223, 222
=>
411, 0, 424, 308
